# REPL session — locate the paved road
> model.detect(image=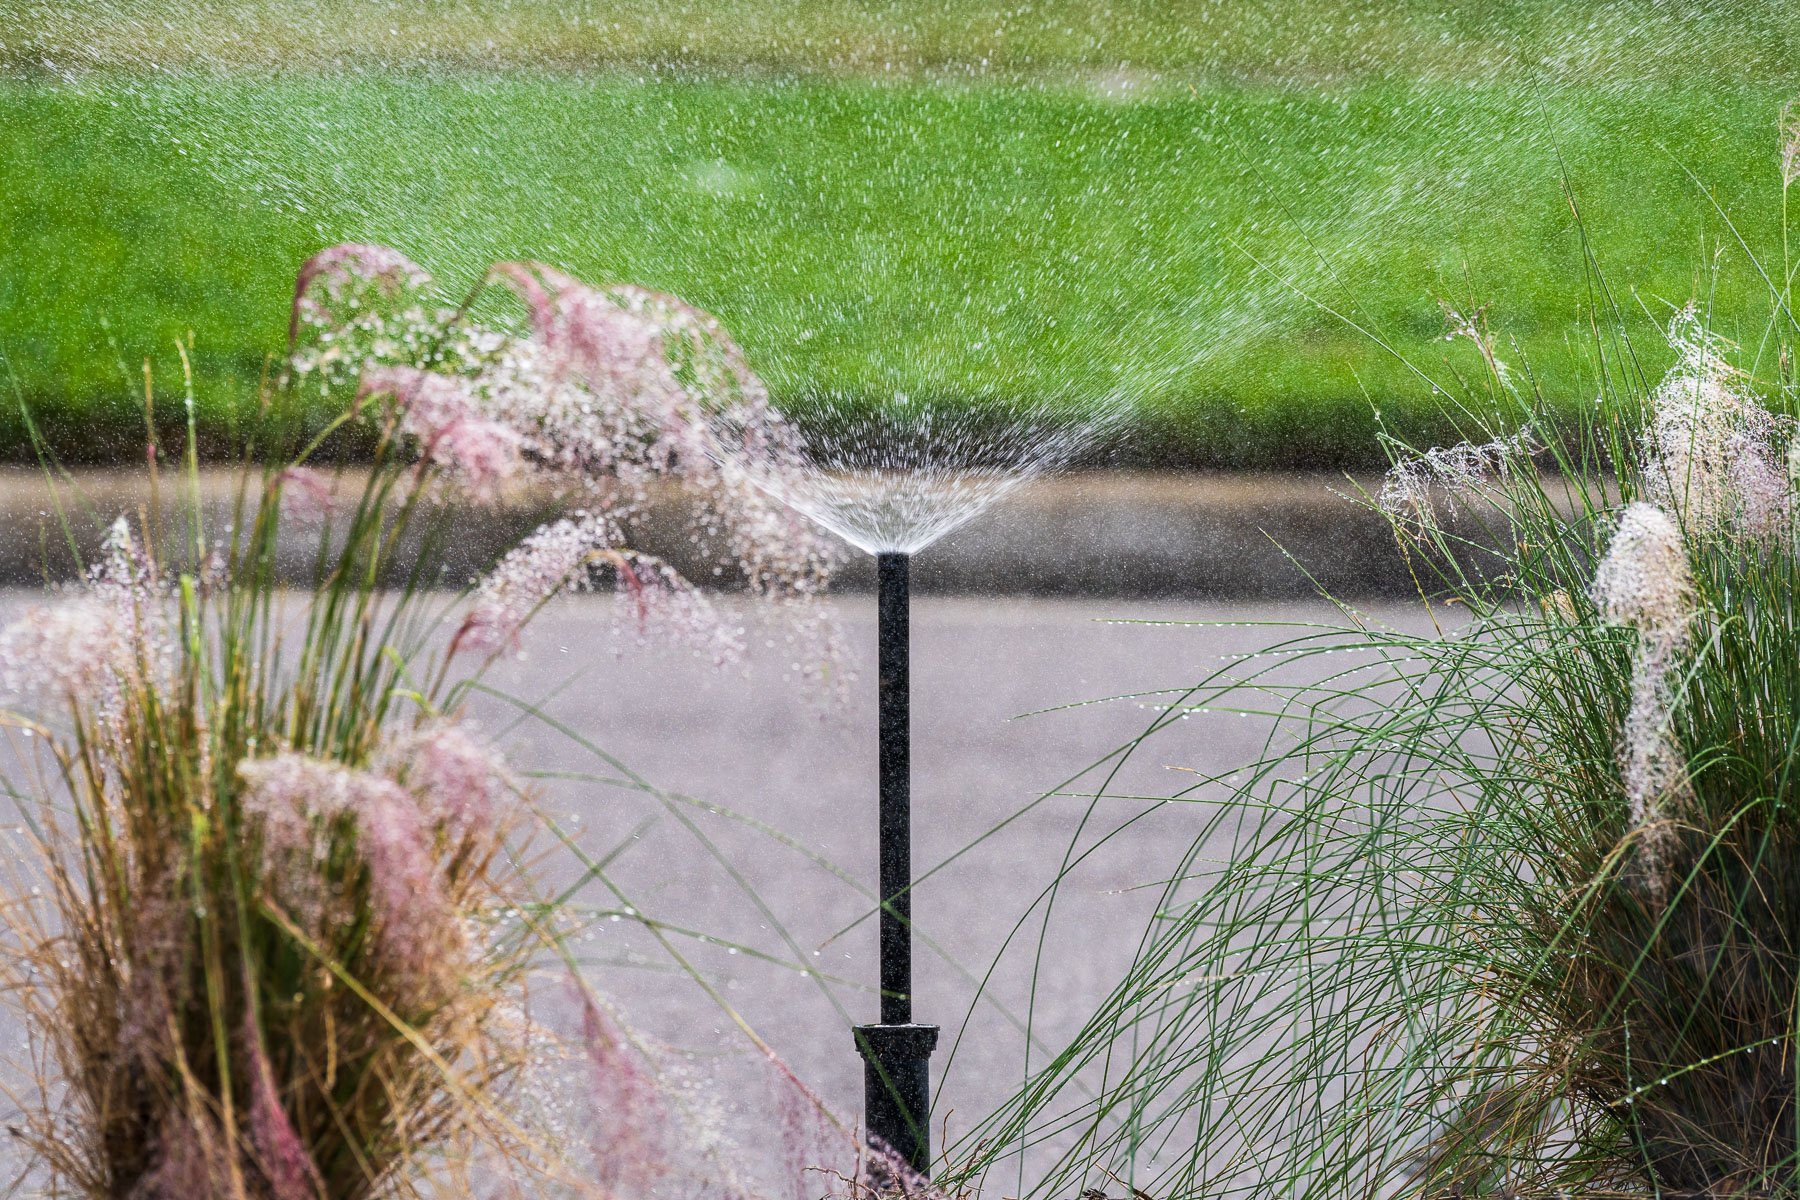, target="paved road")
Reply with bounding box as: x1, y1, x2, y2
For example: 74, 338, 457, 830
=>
0, 589, 1431, 1187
